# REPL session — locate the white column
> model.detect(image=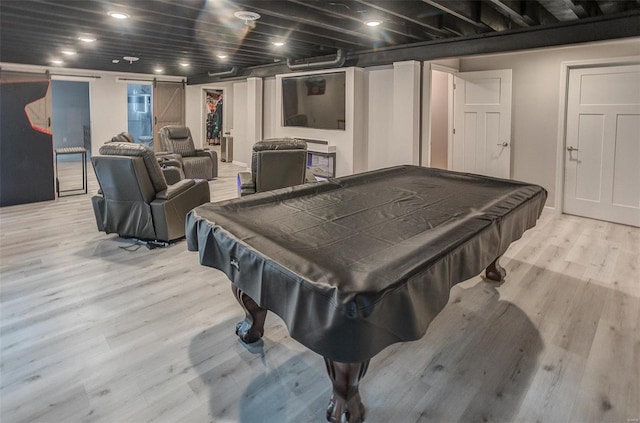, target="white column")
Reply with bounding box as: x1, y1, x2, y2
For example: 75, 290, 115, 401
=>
391, 61, 421, 166
232, 78, 263, 168
246, 77, 263, 145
